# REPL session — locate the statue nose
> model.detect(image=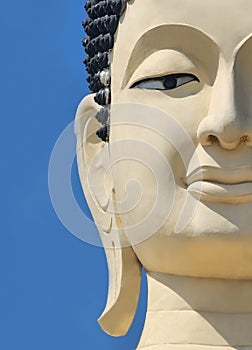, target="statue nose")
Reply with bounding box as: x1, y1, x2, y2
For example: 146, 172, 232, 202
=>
197, 114, 252, 150
197, 72, 252, 150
